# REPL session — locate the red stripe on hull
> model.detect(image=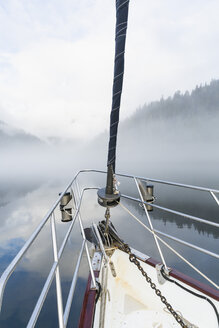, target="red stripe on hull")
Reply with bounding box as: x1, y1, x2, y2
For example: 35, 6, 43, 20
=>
78, 271, 99, 328
145, 257, 219, 301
